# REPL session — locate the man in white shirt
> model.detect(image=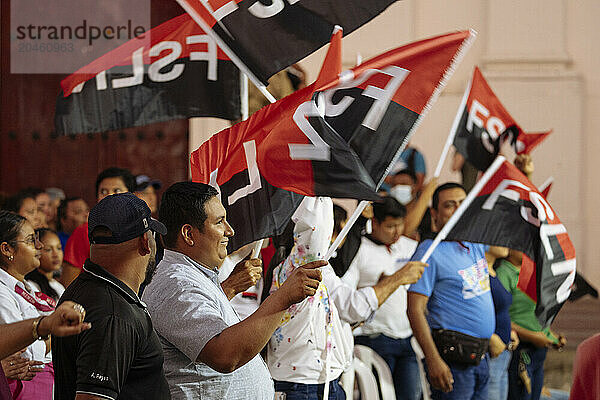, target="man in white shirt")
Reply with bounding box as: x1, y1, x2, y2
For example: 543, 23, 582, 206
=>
142, 182, 325, 400
342, 197, 421, 400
